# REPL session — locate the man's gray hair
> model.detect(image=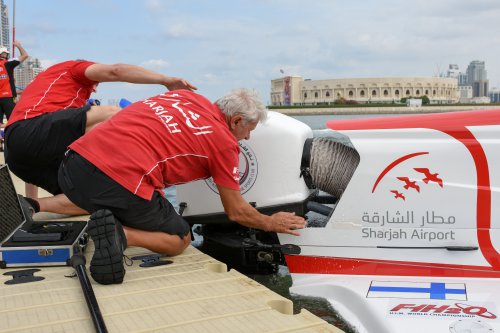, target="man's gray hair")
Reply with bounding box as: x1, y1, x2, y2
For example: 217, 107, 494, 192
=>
215, 88, 267, 123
